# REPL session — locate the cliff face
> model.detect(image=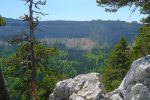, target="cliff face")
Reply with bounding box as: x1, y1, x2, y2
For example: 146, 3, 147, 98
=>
41, 38, 96, 50
49, 55, 150, 100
